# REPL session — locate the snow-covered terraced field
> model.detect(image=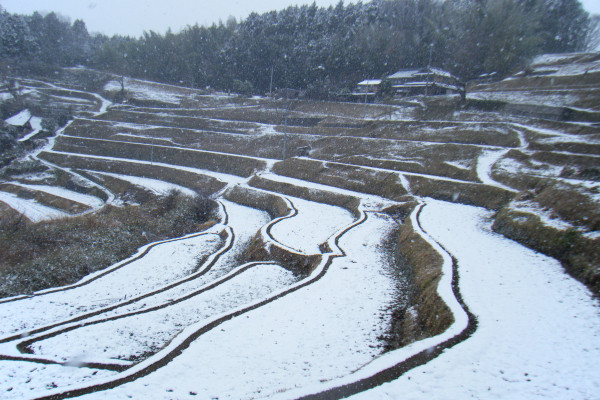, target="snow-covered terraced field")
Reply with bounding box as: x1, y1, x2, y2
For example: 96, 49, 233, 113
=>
268, 195, 354, 254
0, 229, 225, 338
1, 61, 599, 399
